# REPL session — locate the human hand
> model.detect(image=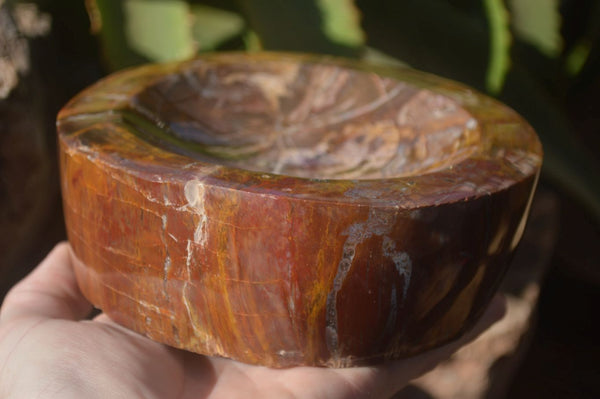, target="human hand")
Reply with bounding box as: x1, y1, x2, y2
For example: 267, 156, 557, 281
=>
0, 242, 505, 399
